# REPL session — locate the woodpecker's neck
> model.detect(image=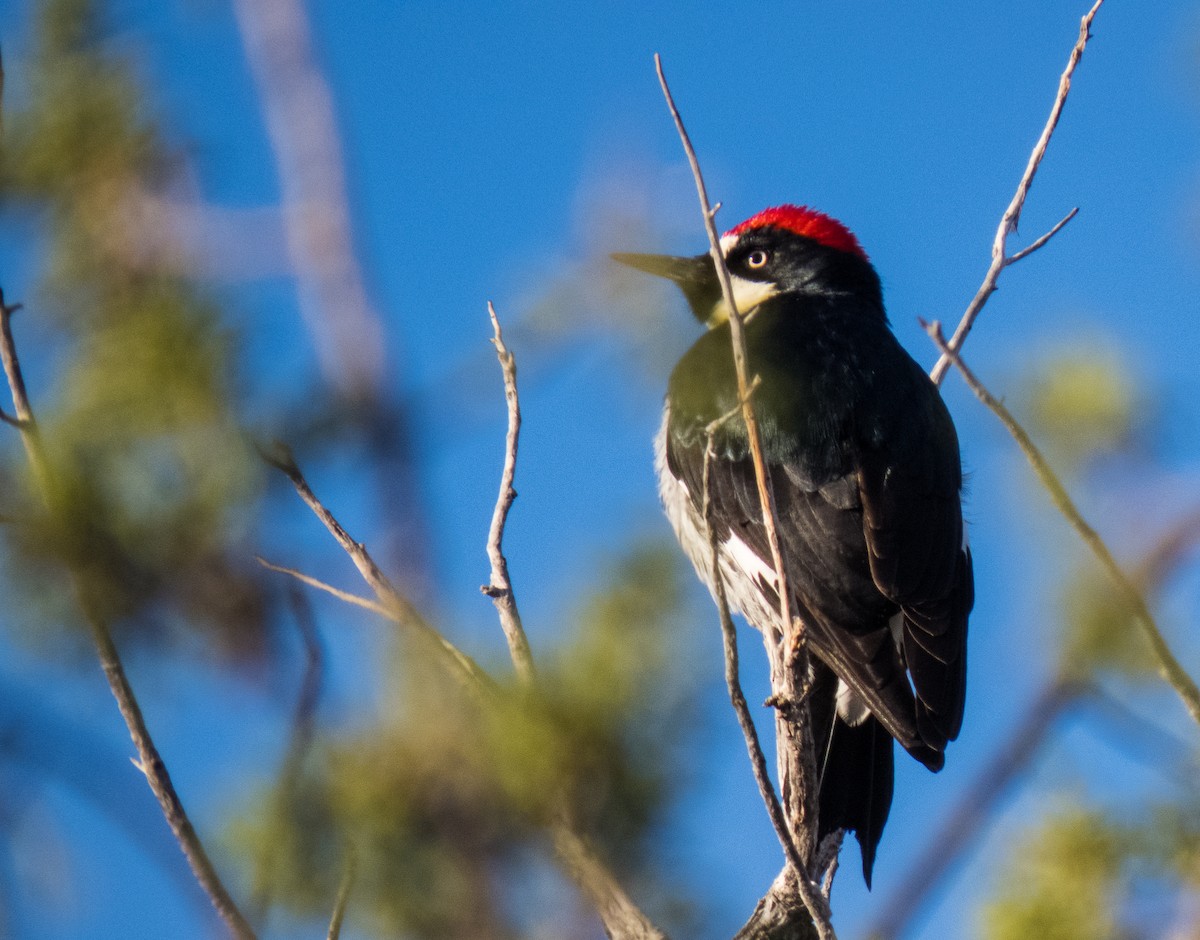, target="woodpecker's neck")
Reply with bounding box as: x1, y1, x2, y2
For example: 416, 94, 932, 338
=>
668, 293, 896, 481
